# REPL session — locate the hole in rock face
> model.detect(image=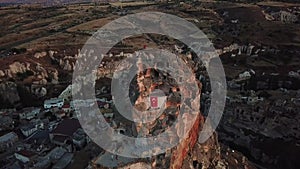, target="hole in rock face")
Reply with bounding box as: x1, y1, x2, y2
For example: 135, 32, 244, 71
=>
193, 160, 203, 169
193, 160, 198, 168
